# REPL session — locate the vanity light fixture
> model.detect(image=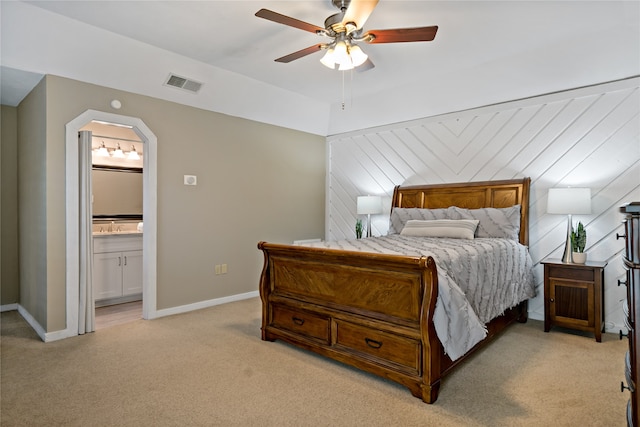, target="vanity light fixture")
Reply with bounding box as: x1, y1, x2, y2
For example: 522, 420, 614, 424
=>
127, 145, 140, 160
112, 143, 126, 158
95, 141, 110, 157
